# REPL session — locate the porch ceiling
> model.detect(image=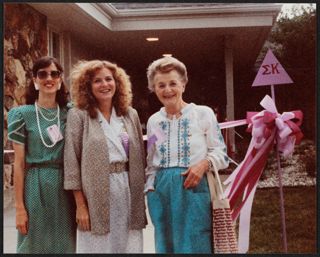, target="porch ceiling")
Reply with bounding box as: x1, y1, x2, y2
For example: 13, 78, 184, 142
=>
28, 3, 281, 75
